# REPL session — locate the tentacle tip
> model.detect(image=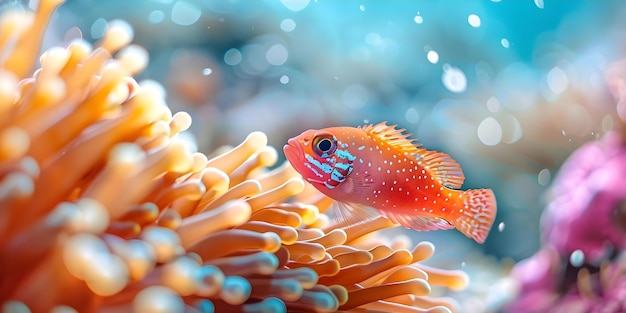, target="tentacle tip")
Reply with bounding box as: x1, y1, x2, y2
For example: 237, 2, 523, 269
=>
246, 131, 268, 150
